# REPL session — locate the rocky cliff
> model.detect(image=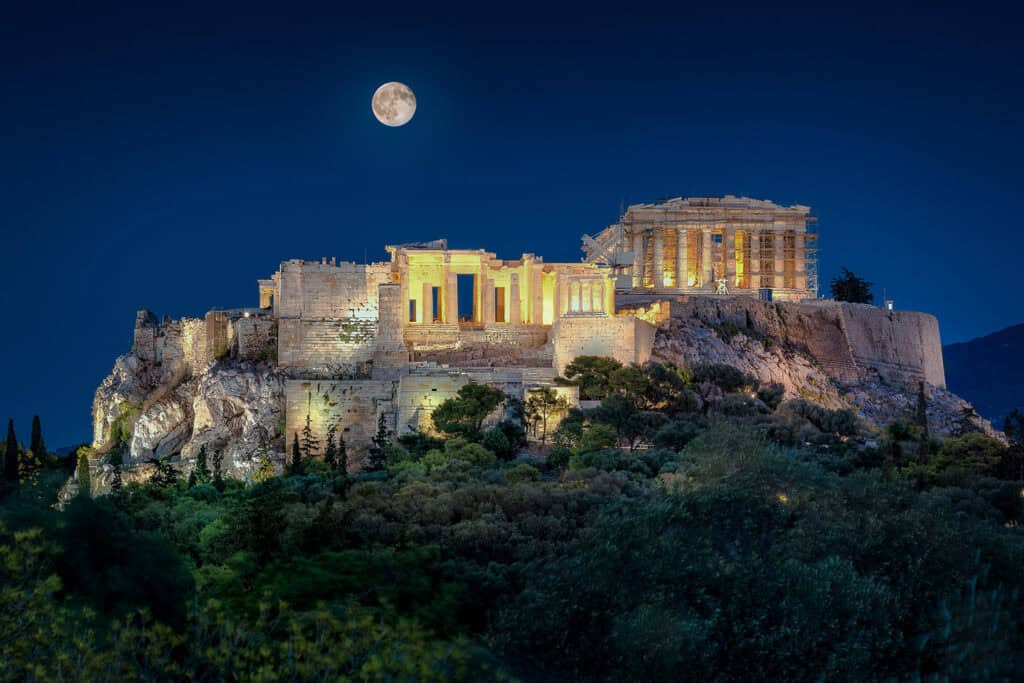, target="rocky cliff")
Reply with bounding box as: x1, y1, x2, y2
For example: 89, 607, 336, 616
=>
653, 297, 994, 438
